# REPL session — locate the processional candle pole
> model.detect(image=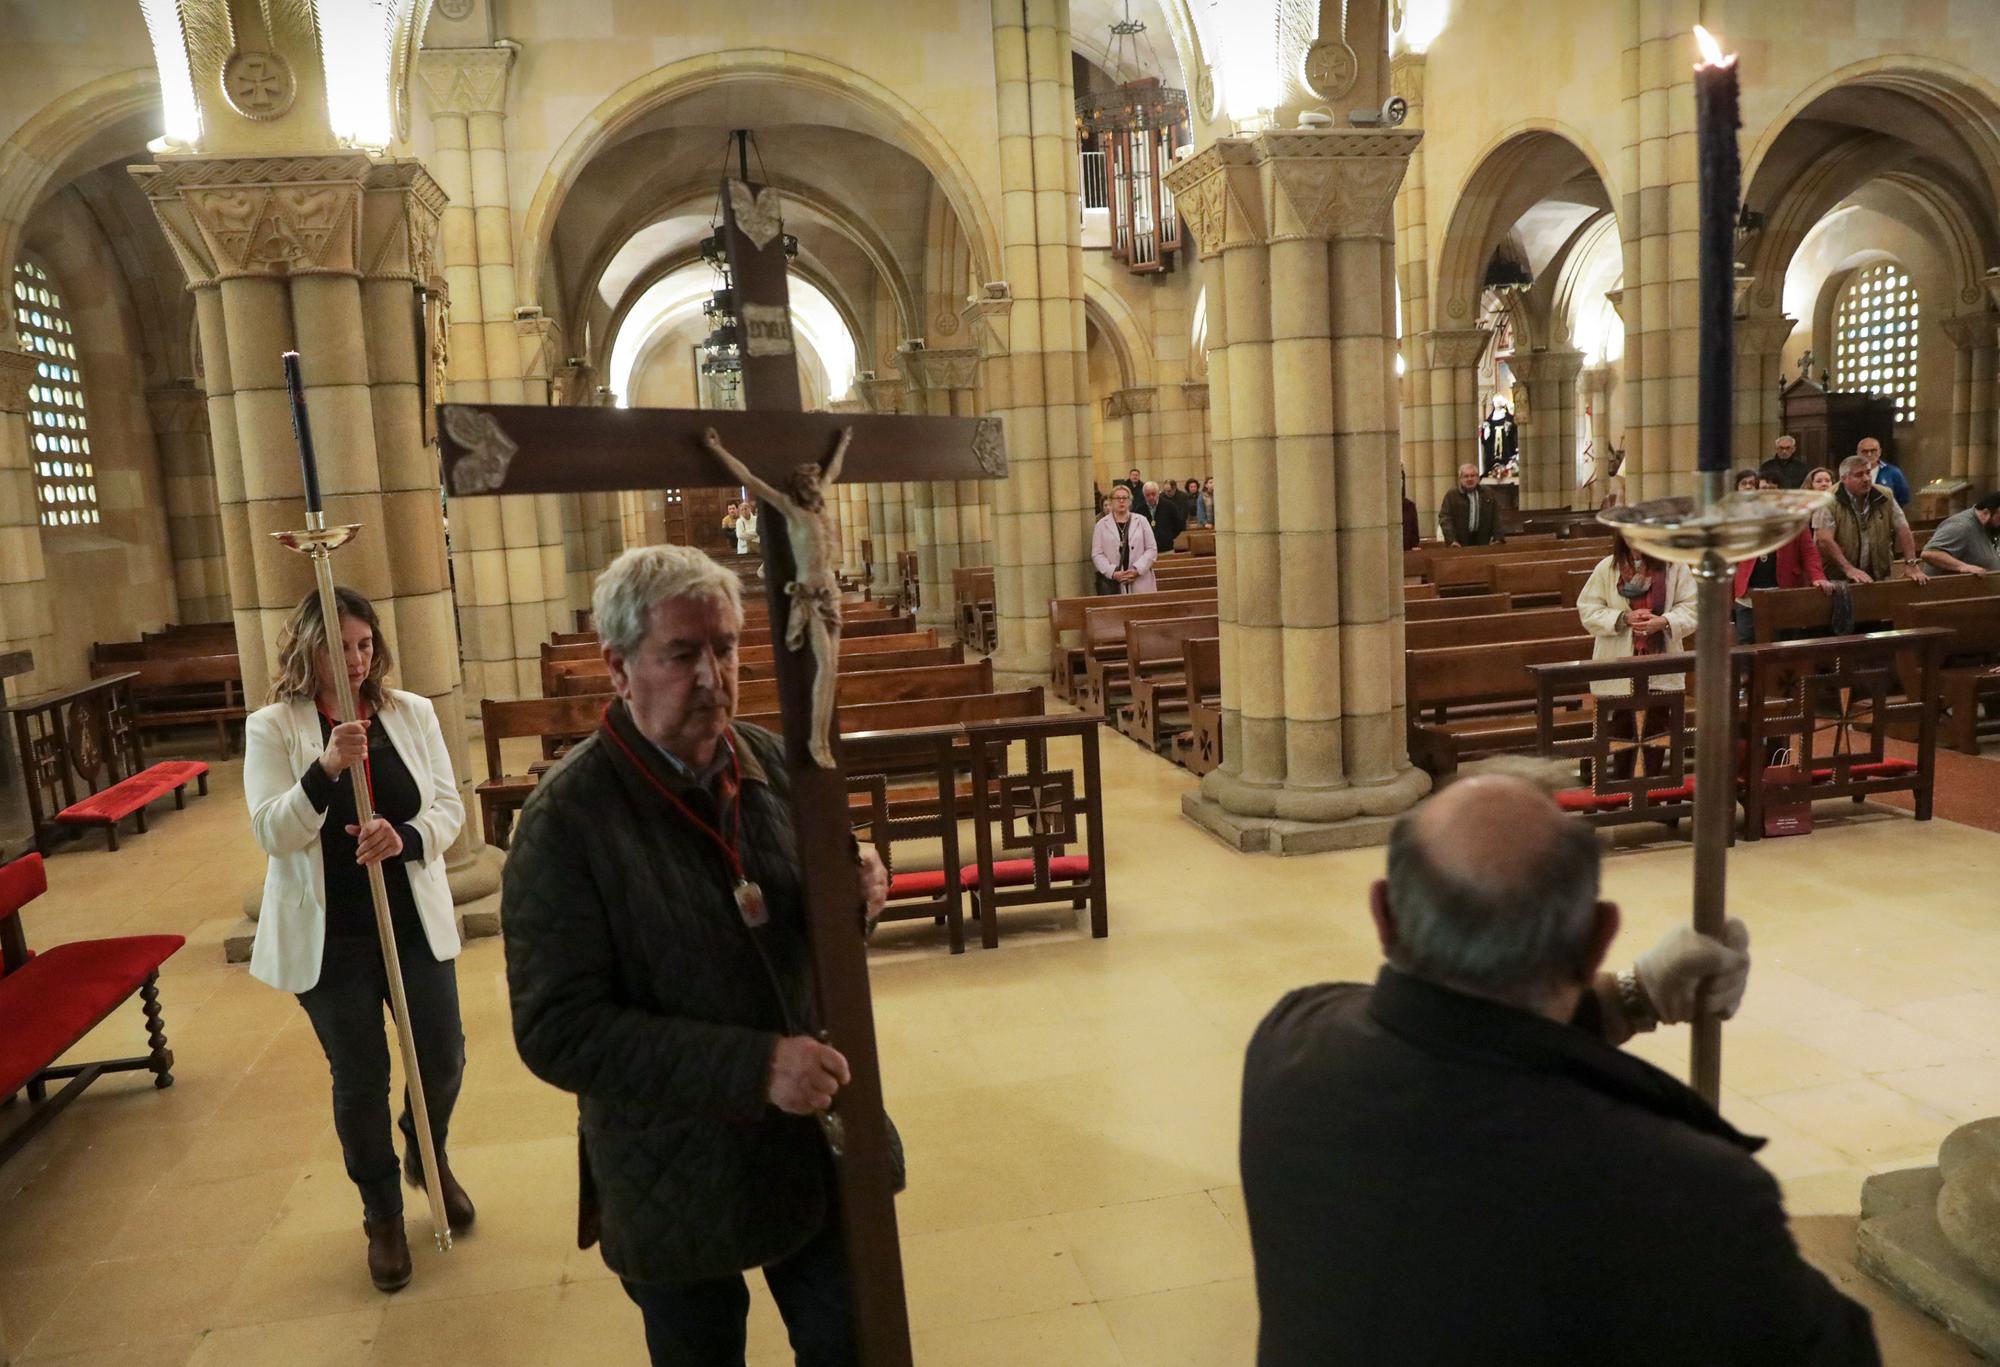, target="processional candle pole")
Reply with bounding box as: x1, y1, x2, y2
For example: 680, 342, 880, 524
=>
1598, 29, 1827, 1108
275, 351, 454, 1250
